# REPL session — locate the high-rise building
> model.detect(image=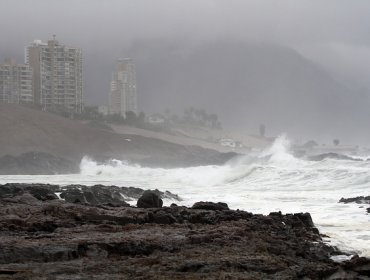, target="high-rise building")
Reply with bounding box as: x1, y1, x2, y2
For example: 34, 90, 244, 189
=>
25, 37, 83, 113
0, 59, 33, 104
109, 58, 137, 117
